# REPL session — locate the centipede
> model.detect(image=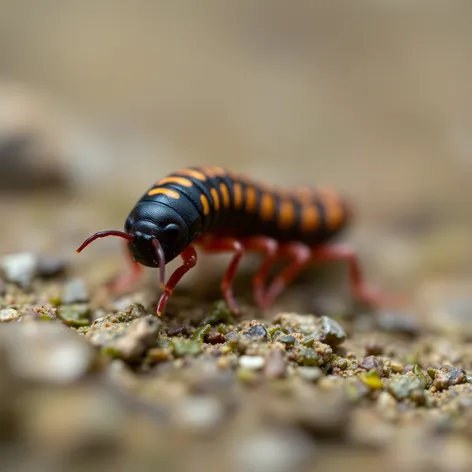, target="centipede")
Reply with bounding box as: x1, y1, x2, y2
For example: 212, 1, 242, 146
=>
77, 166, 393, 316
